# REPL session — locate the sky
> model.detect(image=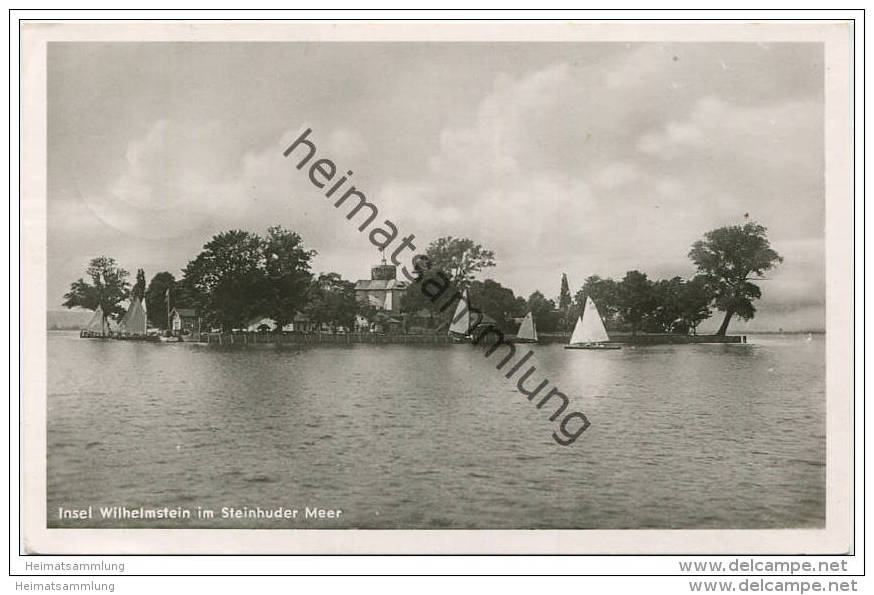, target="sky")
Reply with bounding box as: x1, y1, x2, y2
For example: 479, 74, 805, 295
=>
47, 42, 825, 331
